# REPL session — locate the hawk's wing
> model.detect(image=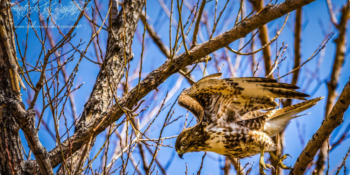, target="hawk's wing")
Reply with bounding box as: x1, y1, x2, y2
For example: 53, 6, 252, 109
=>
178, 73, 222, 123
228, 97, 322, 132
179, 73, 309, 124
